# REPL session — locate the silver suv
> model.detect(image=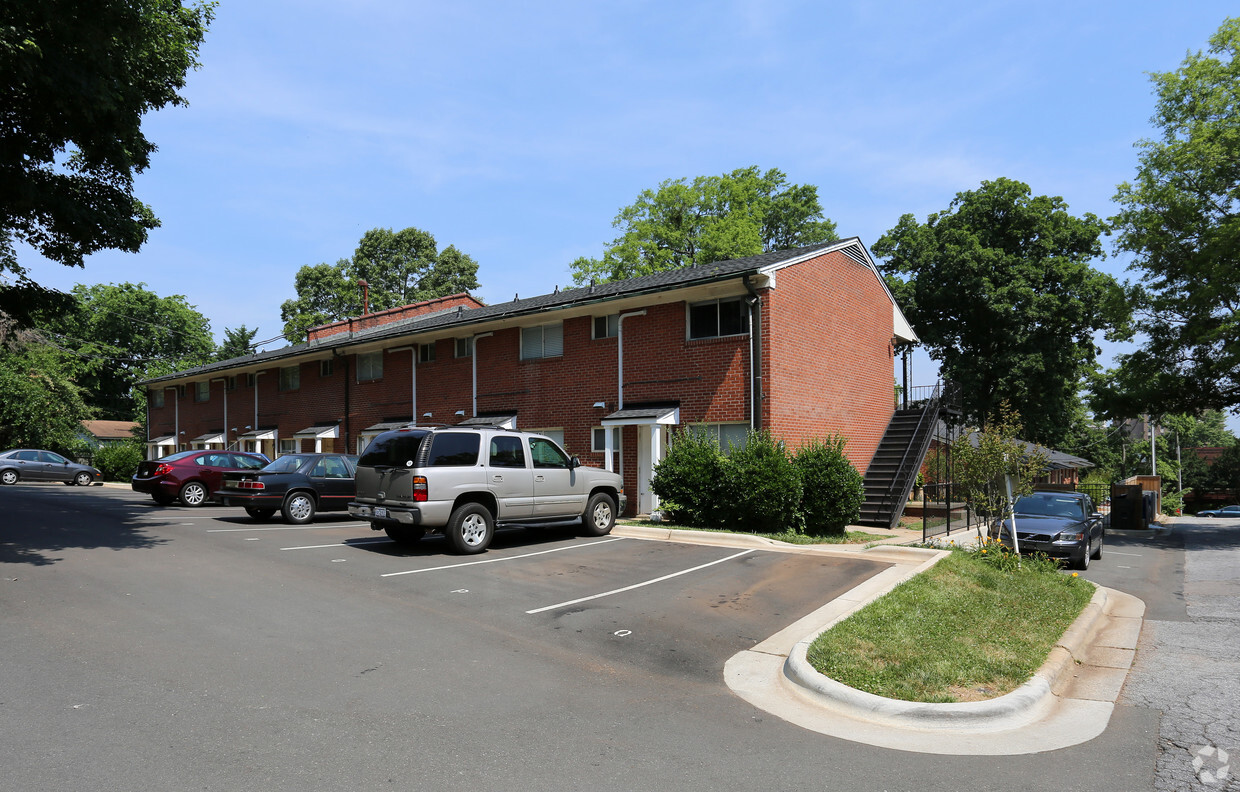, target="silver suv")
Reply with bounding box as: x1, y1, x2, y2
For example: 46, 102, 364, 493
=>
349, 425, 626, 554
